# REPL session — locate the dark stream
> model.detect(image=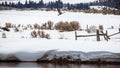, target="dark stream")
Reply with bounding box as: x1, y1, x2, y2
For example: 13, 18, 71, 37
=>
0, 62, 120, 68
